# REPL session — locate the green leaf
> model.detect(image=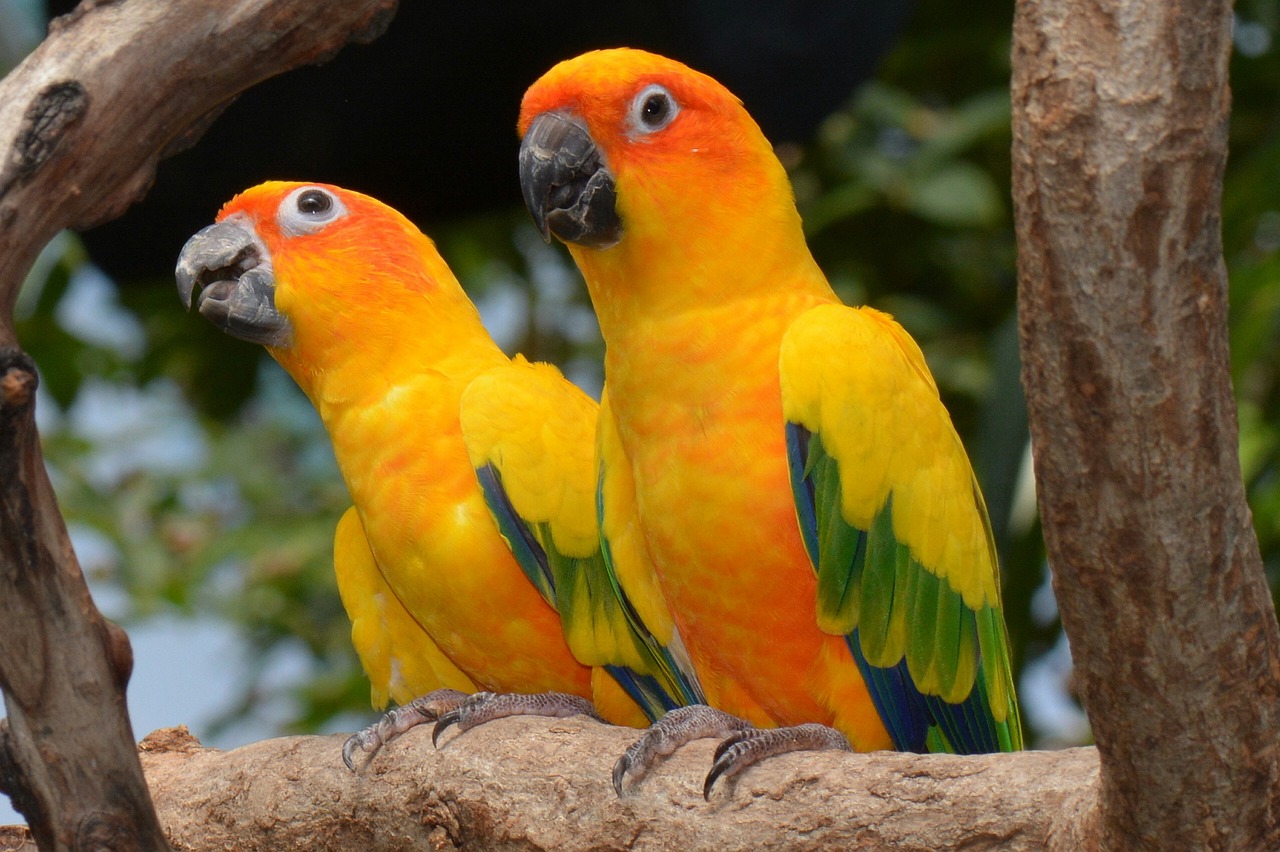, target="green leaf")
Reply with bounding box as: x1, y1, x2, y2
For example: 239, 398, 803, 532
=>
907, 162, 1003, 228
